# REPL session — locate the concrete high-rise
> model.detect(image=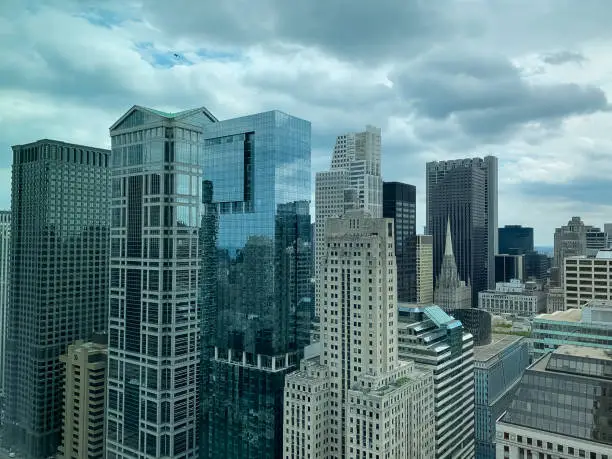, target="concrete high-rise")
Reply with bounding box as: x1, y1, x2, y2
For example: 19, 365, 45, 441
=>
415, 234, 434, 304
383, 182, 416, 302
314, 126, 382, 316
564, 250, 612, 308
283, 211, 435, 459
200, 111, 312, 458
398, 304, 475, 459
0, 211, 9, 393
106, 106, 210, 458
426, 156, 498, 305
5, 140, 110, 459
498, 225, 533, 255
57, 338, 107, 459
552, 216, 601, 285
434, 220, 472, 311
